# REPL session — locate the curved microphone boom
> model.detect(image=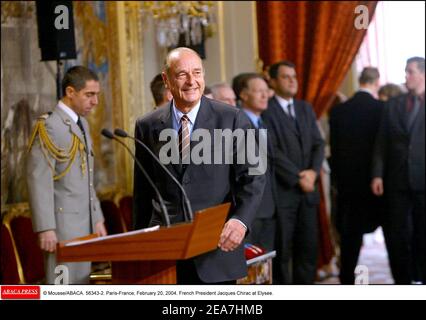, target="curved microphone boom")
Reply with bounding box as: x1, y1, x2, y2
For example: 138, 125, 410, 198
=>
114, 128, 194, 222
101, 128, 170, 227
